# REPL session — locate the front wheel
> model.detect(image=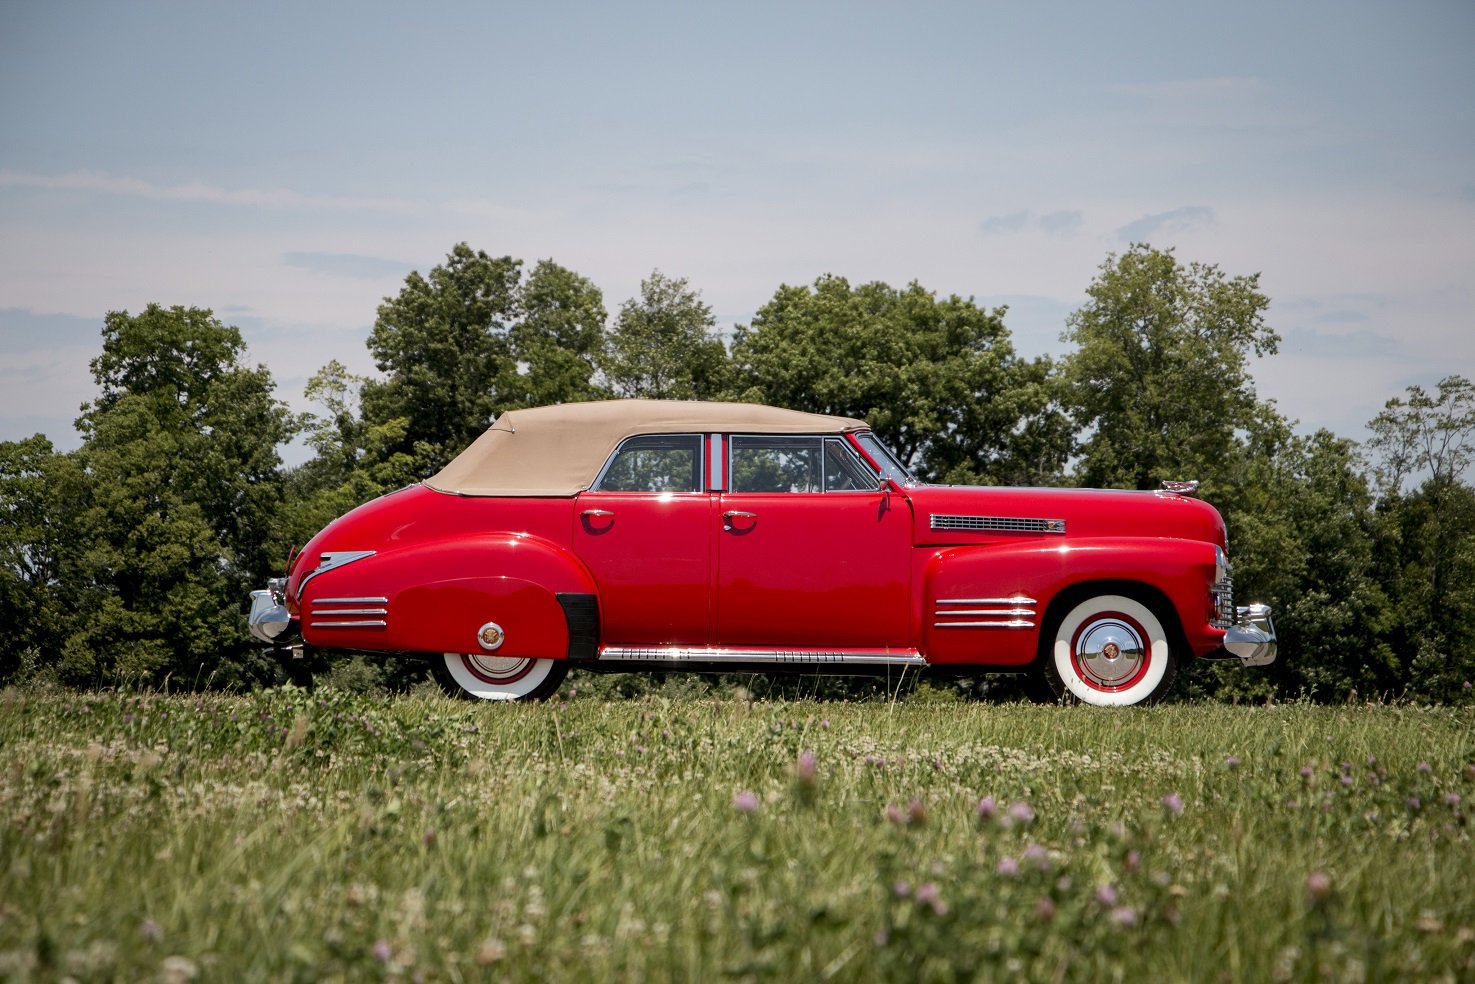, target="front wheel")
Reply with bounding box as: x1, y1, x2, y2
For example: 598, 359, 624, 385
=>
435, 653, 567, 701
1041, 594, 1177, 707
